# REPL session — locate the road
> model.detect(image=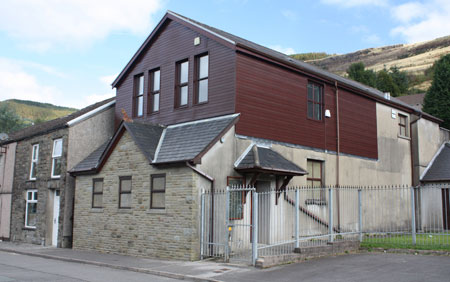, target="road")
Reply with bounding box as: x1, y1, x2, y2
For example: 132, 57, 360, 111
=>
0, 251, 179, 282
